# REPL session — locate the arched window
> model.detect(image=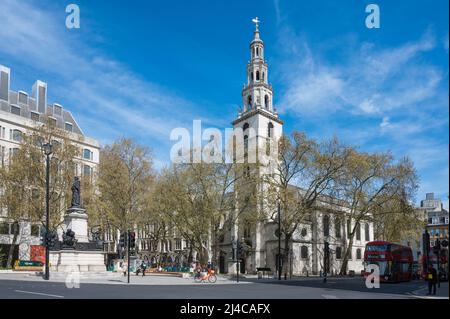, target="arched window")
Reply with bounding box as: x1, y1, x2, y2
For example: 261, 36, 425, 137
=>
83, 148, 93, 160
244, 135, 248, 154
247, 95, 252, 109
11, 129, 22, 142
256, 47, 259, 56
356, 222, 361, 240
250, 72, 253, 83
323, 215, 330, 237
262, 72, 265, 82
243, 123, 249, 131
301, 246, 308, 259
356, 248, 362, 260
264, 95, 269, 109
365, 223, 370, 241
335, 217, 341, 238
267, 122, 274, 138
336, 247, 342, 259
256, 71, 260, 81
